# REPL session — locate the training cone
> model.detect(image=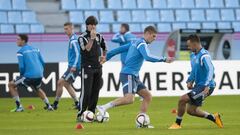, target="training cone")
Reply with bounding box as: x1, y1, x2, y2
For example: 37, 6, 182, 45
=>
27, 105, 35, 110
171, 109, 177, 114
75, 123, 84, 129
